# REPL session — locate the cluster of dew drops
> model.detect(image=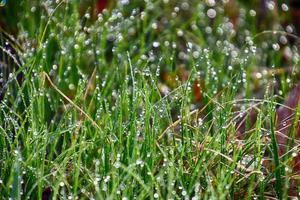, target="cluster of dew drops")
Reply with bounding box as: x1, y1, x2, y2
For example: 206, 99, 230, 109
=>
16, 0, 298, 112
3, 0, 300, 199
